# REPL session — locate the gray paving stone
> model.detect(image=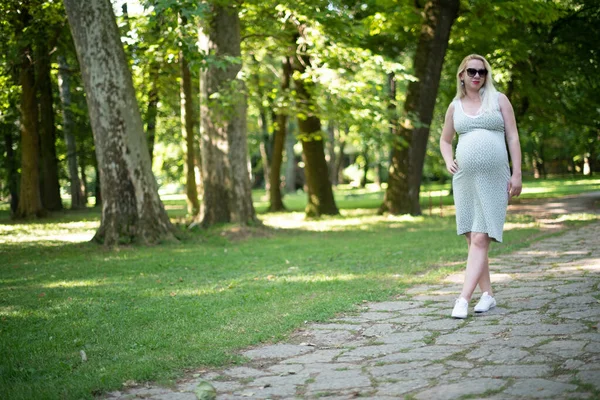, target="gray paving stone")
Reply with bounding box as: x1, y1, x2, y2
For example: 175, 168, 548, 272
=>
561, 359, 586, 370
242, 344, 313, 360
361, 323, 397, 338
153, 393, 197, 400
418, 318, 464, 331
577, 370, 600, 390
504, 378, 578, 398
370, 363, 446, 380
467, 364, 552, 378
367, 361, 430, 378
413, 378, 506, 400
307, 368, 371, 392
386, 315, 439, 324
299, 329, 356, 346
336, 344, 404, 361
378, 345, 465, 363
435, 332, 491, 345
223, 367, 268, 378
368, 301, 424, 311
537, 339, 587, 357
508, 322, 588, 336
375, 379, 430, 396
206, 380, 242, 393
249, 372, 308, 387
378, 331, 431, 345
500, 310, 545, 325
465, 346, 530, 363
283, 349, 344, 364
307, 323, 362, 331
